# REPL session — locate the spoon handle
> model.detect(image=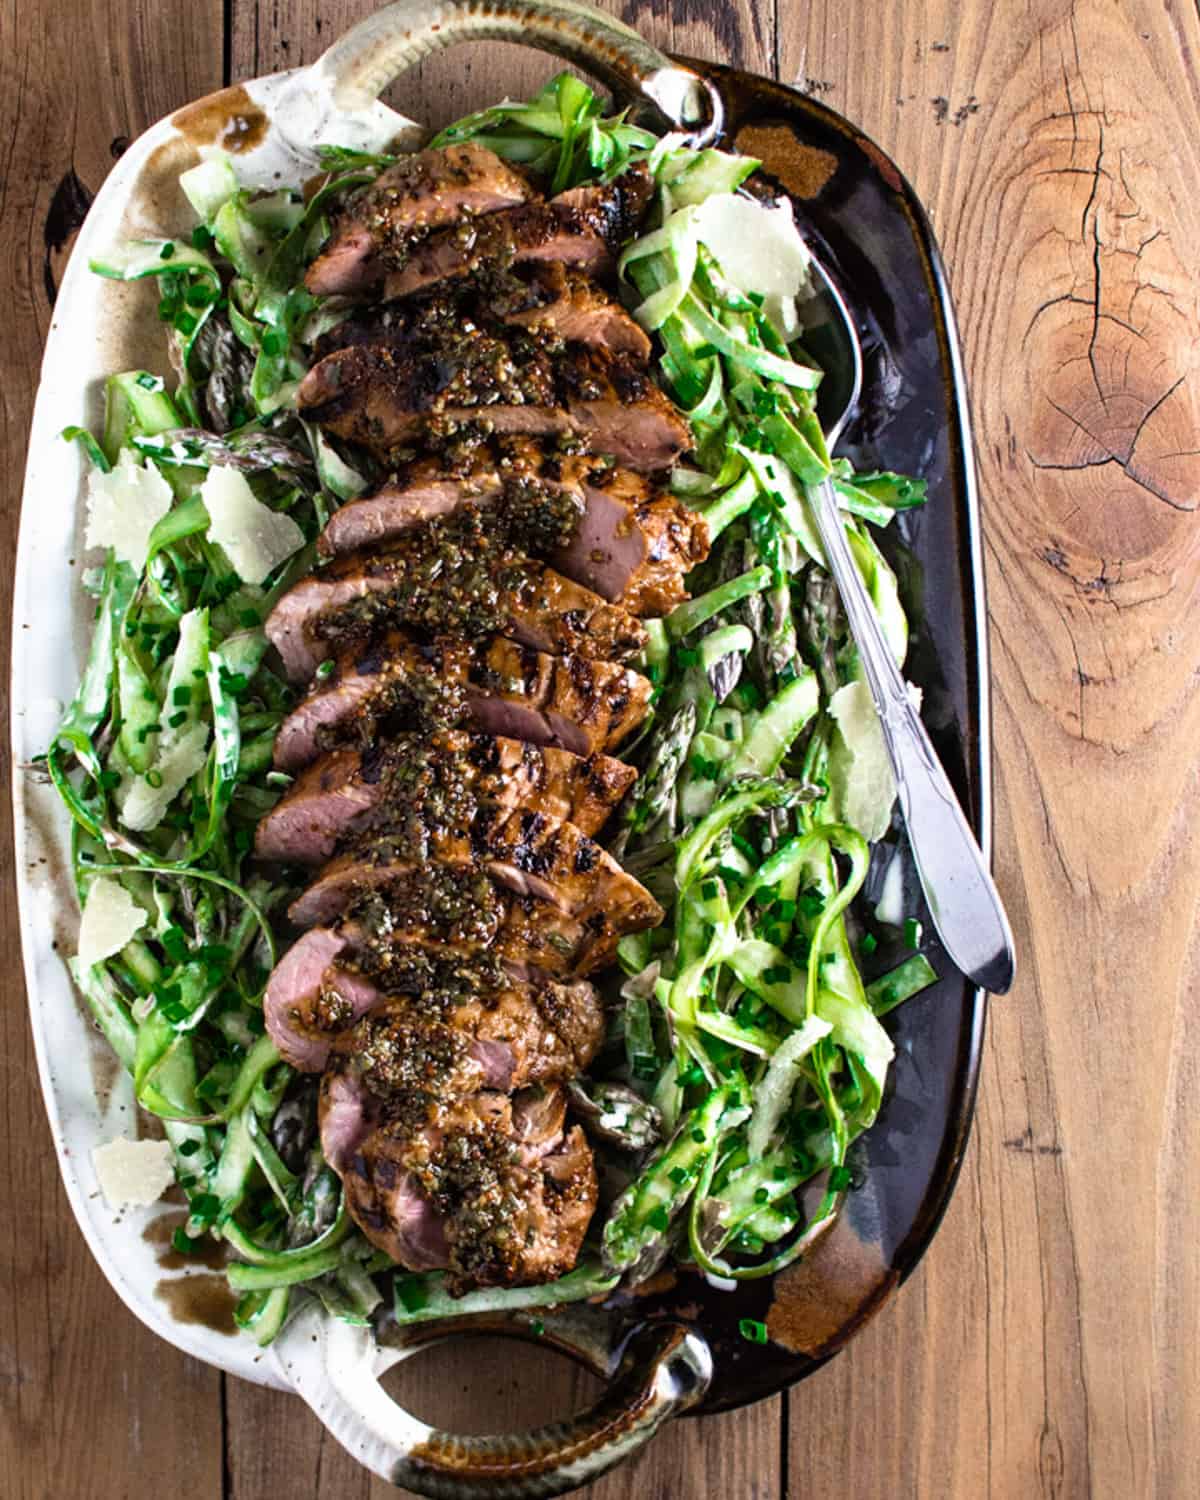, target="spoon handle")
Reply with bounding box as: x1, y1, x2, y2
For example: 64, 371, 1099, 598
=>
810, 478, 1015, 994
